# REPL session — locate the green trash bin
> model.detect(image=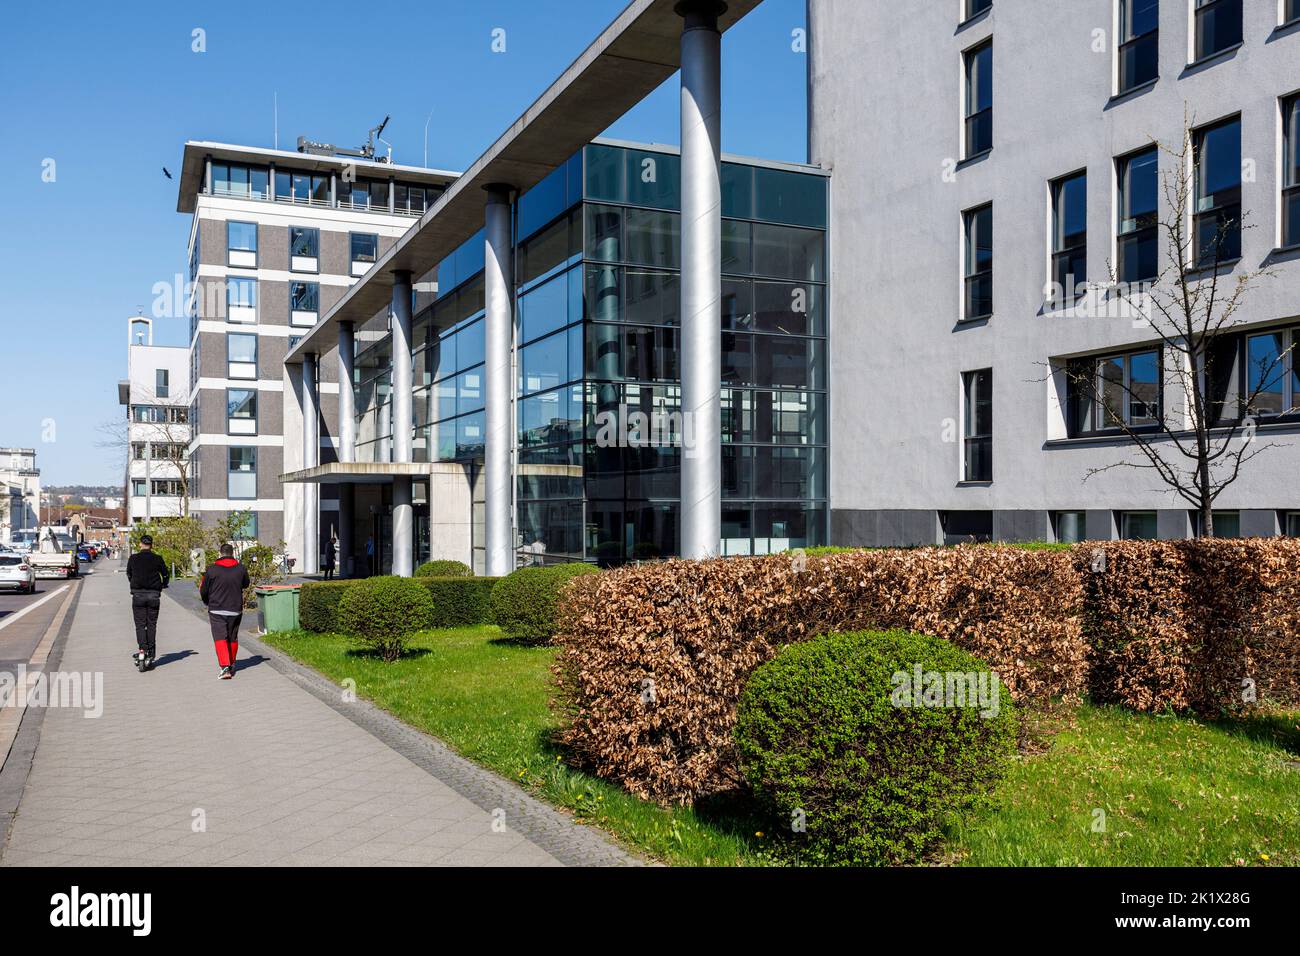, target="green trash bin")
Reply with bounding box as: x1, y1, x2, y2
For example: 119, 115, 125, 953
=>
256, 584, 302, 634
